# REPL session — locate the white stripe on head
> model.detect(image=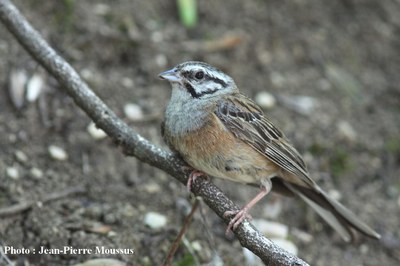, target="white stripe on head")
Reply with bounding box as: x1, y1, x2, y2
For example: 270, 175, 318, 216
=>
175, 61, 237, 98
